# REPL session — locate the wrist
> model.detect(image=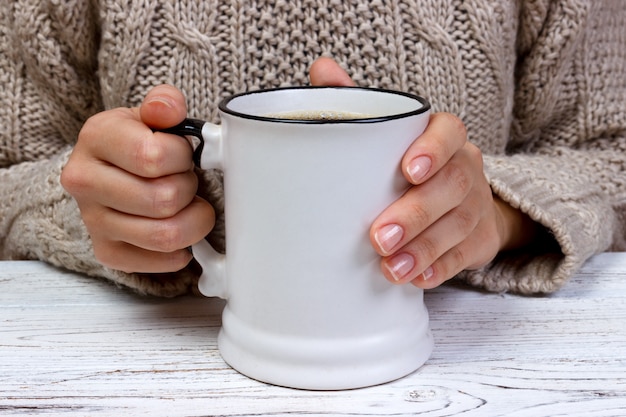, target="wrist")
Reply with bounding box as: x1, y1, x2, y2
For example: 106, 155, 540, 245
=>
493, 195, 539, 252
